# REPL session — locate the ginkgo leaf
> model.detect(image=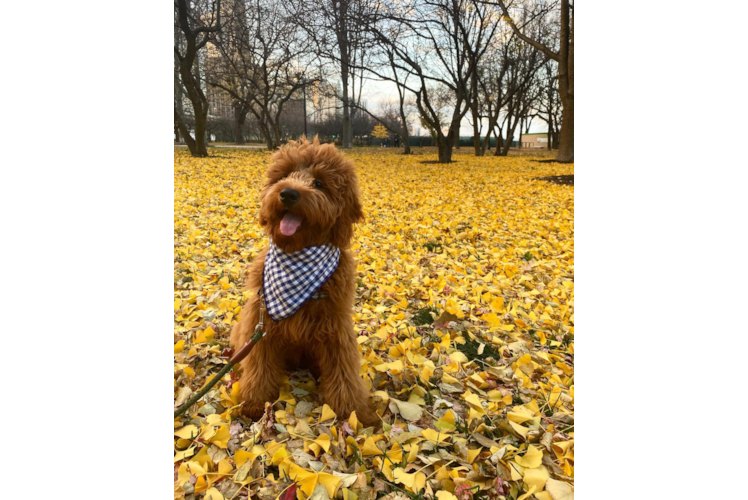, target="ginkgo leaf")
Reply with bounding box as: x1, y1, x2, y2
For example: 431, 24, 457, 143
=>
393, 468, 426, 493
436, 491, 458, 500
482, 313, 503, 327
516, 485, 537, 500
374, 359, 404, 373
508, 406, 535, 424
545, 478, 574, 500
208, 425, 230, 448
421, 428, 450, 444
448, 351, 468, 363
317, 472, 343, 498
389, 399, 423, 421
523, 465, 550, 492
235, 445, 265, 467
362, 436, 383, 457
515, 445, 543, 469
489, 297, 505, 313
174, 425, 198, 439
314, 433, 331, 454
319, 404, 337, 423
509, 420, 530, 438
204, 487, 225, 500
